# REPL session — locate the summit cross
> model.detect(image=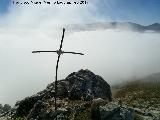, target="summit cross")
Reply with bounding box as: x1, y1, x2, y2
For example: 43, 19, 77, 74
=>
32, 28, 84, 111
